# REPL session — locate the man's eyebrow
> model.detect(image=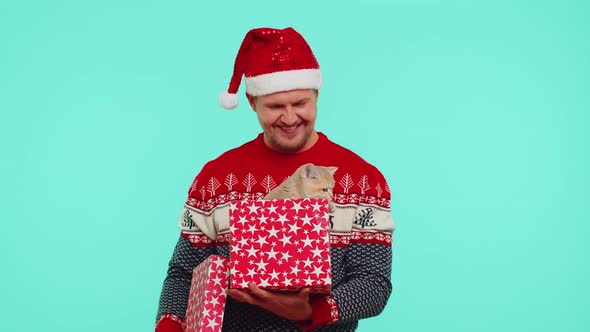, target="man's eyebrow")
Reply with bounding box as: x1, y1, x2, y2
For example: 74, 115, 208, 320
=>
263, 98, 310, 107
264, 102, 284, 107
294, 98, 311, 104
